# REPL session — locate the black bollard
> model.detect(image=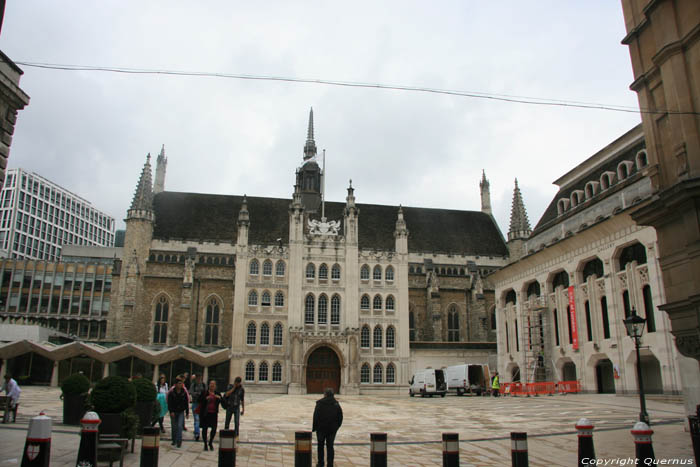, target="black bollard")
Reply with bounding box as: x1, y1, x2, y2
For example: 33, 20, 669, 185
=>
442, 432, 459, 467
510, 432, 528, 467
370, 432, 387, 467
631, 421, 655, 464
294, 431, 312, 467
219, 429, 236, 467
76, 411, 100, 467
20, 412, 51, 467
689, 405, 699, 463
140, 426, 160, 467
575, 418, 595, 467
